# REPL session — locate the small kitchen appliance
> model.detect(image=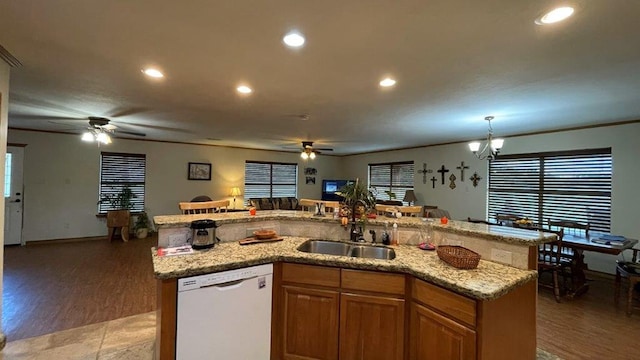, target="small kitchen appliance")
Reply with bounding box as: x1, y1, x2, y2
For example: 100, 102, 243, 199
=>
190, 219, 218, 249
